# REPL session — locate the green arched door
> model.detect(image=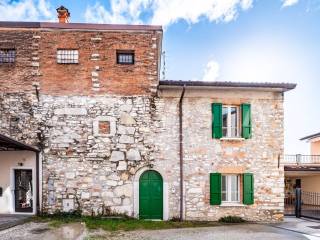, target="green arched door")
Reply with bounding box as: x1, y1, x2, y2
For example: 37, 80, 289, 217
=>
139, 170, 163, 219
